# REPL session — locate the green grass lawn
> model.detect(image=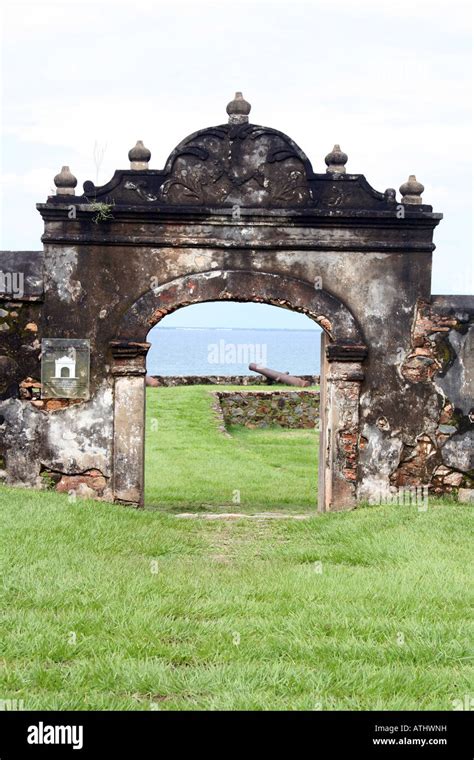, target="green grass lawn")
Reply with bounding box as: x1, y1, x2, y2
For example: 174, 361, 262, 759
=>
0, 385, 472, 710
0, 488, 471, 710
145, 386, 318, 511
